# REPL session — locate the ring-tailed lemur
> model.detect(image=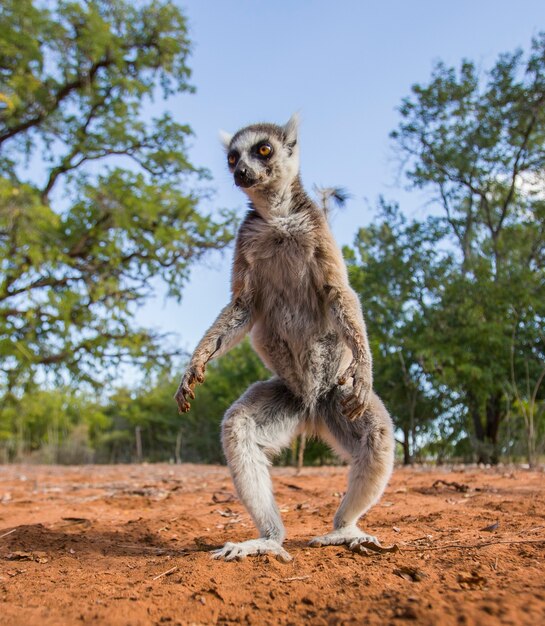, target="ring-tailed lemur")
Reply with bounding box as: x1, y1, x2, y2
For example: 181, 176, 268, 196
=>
174, 114, 394, 562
